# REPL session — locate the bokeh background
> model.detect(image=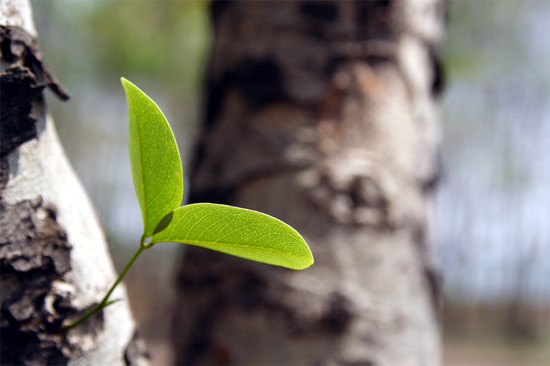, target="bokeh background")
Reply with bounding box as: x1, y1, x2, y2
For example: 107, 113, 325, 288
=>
32, 1, 549, 365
